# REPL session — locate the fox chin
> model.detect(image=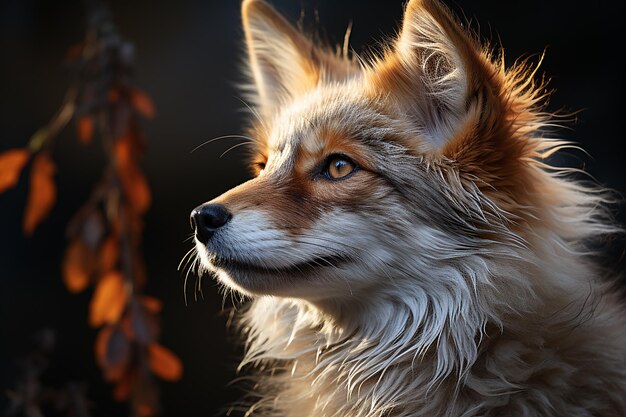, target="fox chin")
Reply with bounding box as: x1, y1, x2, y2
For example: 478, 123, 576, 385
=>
190, 0, 626, 416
